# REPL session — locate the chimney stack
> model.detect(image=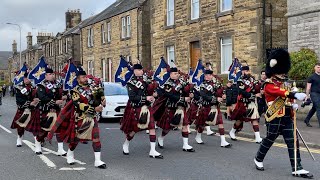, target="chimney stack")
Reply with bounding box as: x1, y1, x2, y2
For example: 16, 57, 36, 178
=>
27, 32, 33, 49
65, 9, 82, 30
12, 40, 17, 55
